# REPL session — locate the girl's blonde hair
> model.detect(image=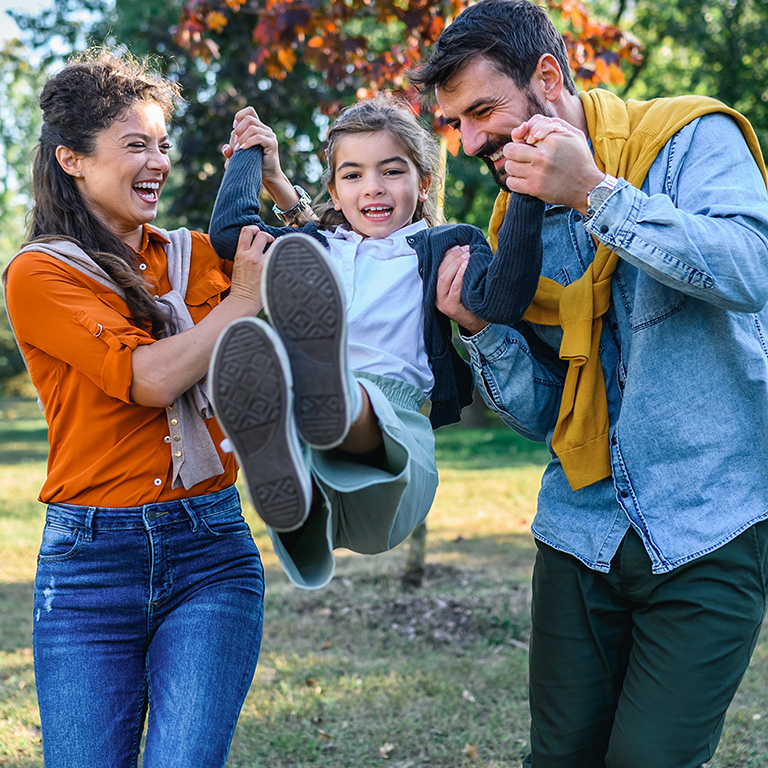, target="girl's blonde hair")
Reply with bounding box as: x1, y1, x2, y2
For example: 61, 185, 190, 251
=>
318, 92, 445, 230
